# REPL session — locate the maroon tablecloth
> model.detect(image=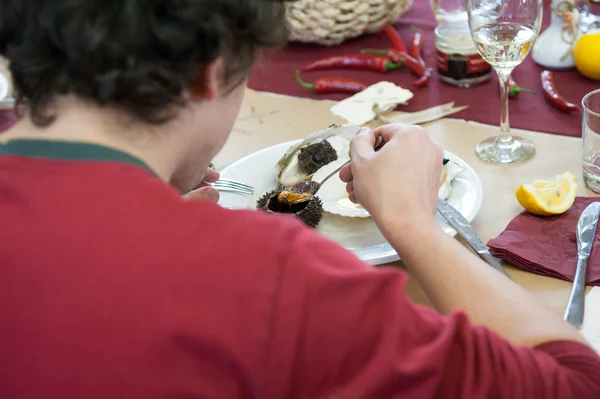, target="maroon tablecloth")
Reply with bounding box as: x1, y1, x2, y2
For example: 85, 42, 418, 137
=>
0, 2, 597, 137
249, 0, 600, 137
0, 109, 16, 134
